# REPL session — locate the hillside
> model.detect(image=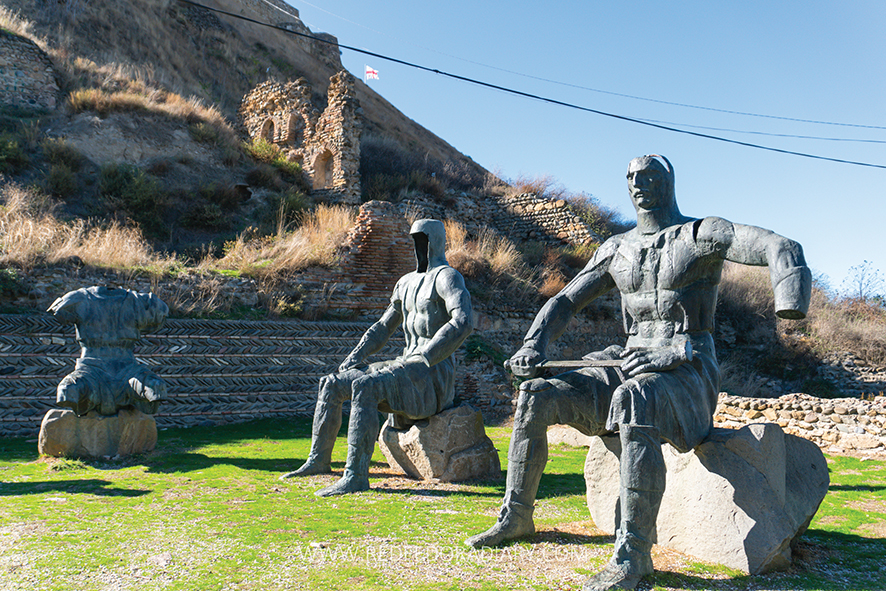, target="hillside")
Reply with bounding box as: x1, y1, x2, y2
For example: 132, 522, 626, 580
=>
1, 0, 484, 171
